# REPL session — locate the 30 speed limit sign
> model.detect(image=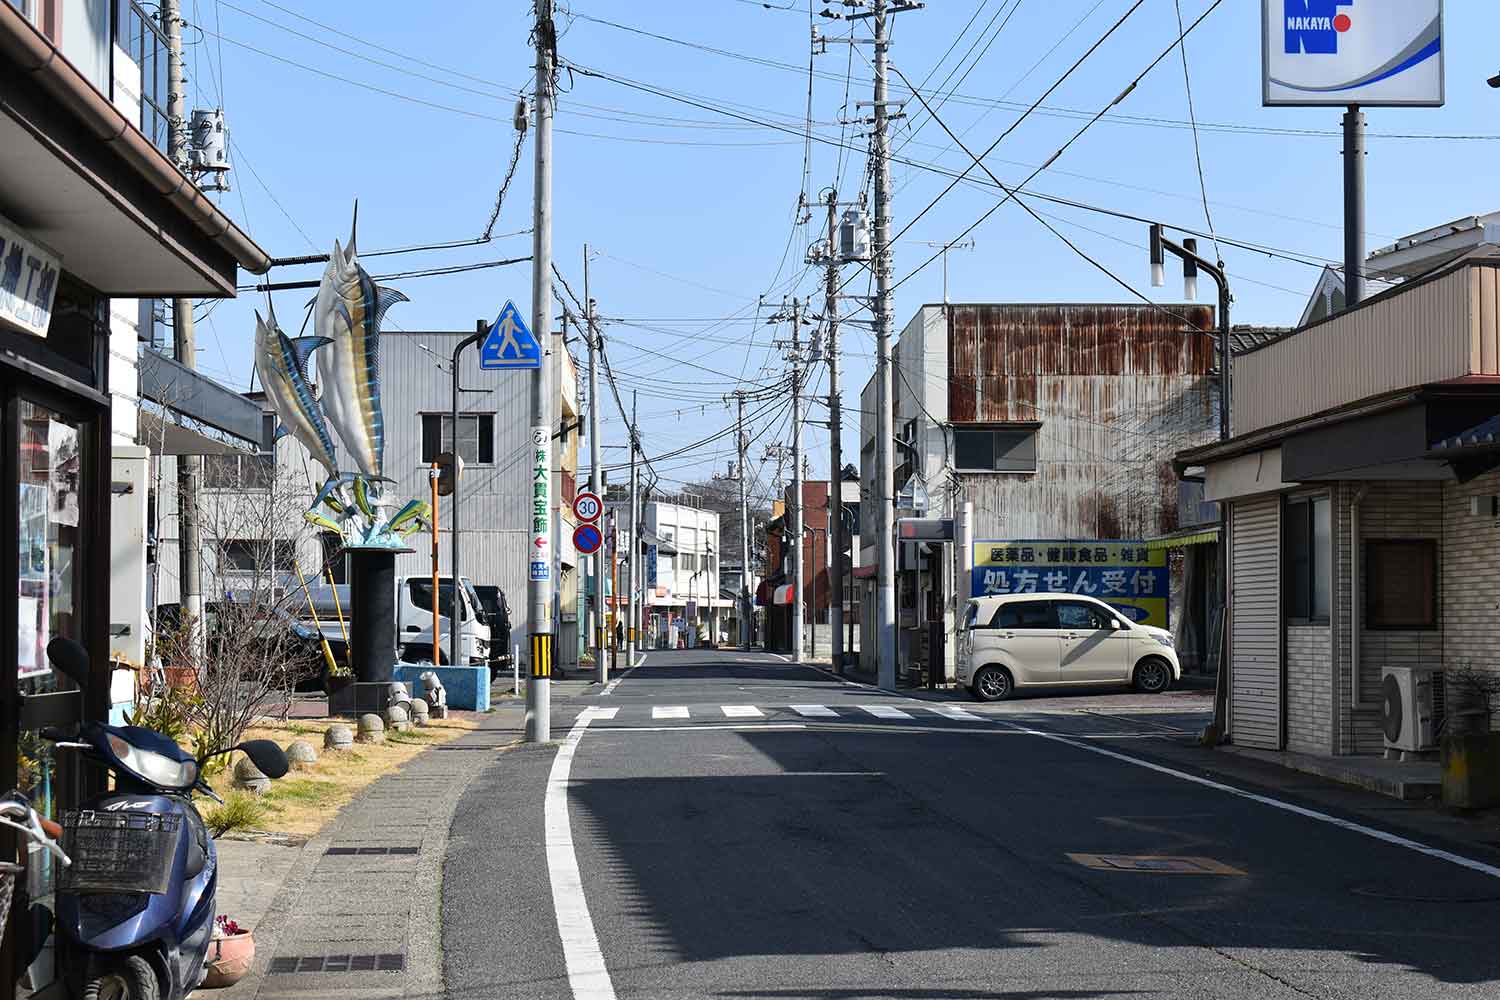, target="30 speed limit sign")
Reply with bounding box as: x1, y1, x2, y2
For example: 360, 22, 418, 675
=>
573, 490, 603, 523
